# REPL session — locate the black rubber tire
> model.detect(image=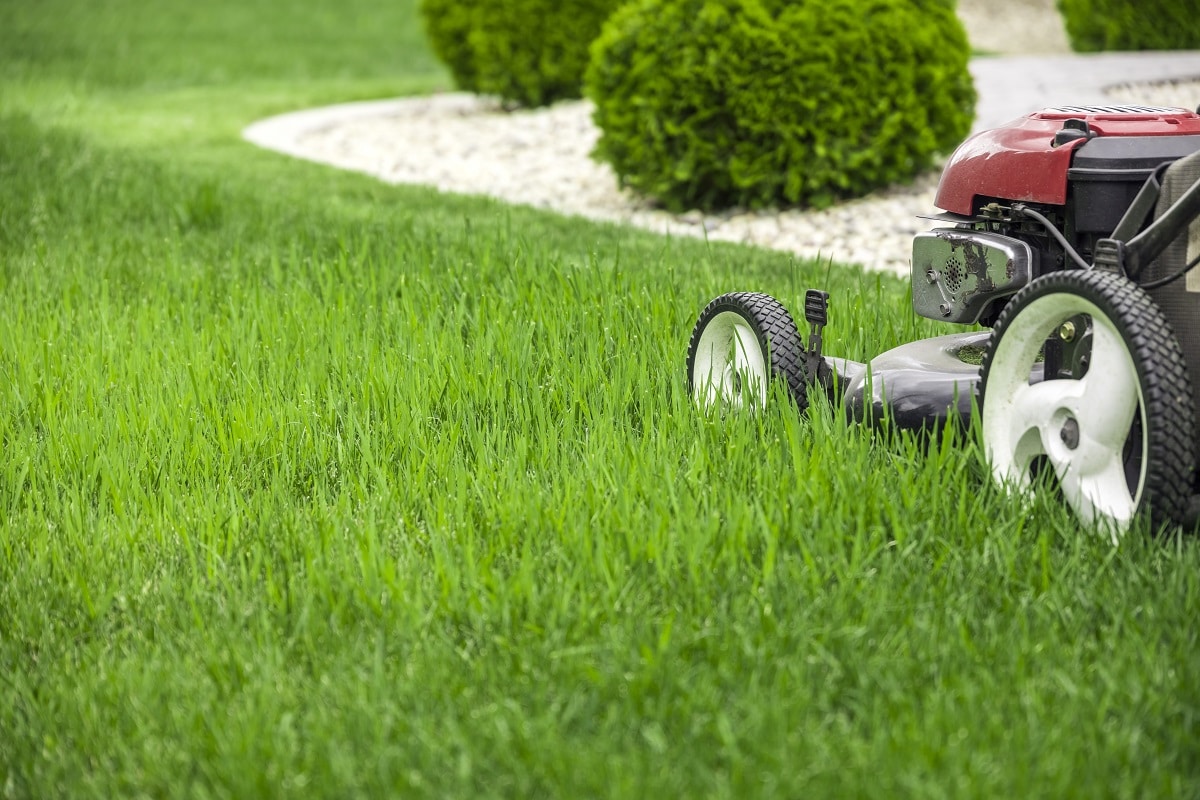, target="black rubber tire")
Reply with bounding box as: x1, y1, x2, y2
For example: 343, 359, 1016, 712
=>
977, 269, 1195, 531
686, 292, 810, 412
